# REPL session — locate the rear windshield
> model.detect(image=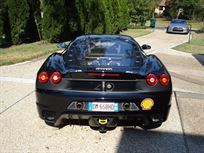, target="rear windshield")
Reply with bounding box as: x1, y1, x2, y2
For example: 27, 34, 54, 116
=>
64, 36, 142, 67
